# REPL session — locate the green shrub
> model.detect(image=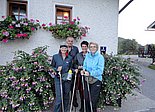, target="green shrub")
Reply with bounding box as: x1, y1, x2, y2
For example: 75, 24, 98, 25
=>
98, 55, 141, 108
0, 46, 55, 111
